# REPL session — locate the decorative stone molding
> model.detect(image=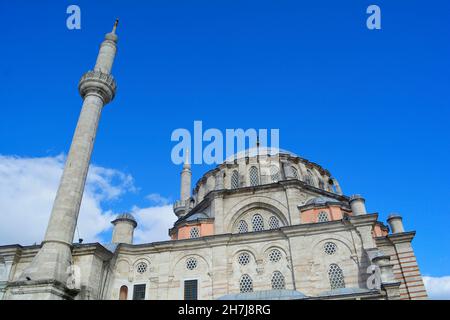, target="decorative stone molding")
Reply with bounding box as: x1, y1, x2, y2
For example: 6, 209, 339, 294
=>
78, 70, 117, 104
